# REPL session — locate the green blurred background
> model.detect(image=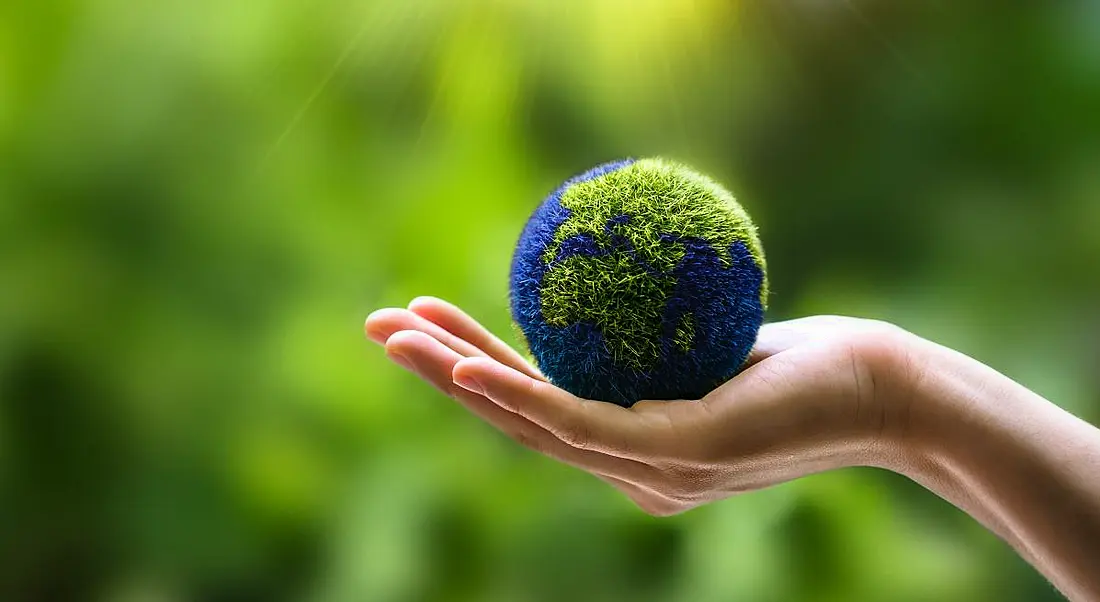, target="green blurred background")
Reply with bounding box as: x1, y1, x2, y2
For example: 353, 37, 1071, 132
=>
2, 0, 1099, 600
